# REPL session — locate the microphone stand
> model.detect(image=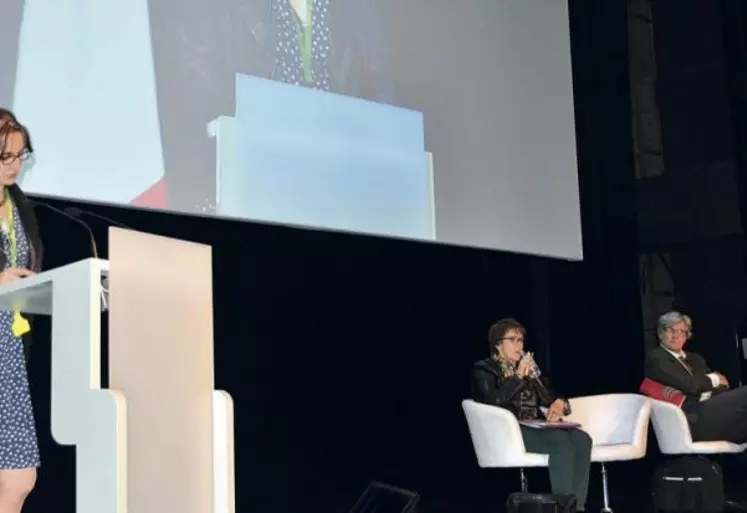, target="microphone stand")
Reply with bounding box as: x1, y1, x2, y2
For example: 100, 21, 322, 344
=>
64, 207, 131, 230
32, 201, 108, 311
32, 201, 99, 258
